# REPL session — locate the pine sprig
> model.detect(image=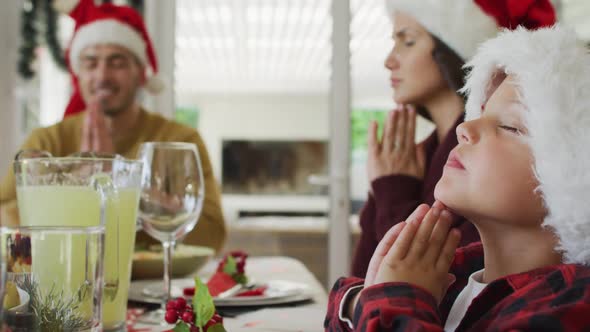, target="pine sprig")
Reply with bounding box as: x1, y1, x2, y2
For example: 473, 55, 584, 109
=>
19, 275, 92, 332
